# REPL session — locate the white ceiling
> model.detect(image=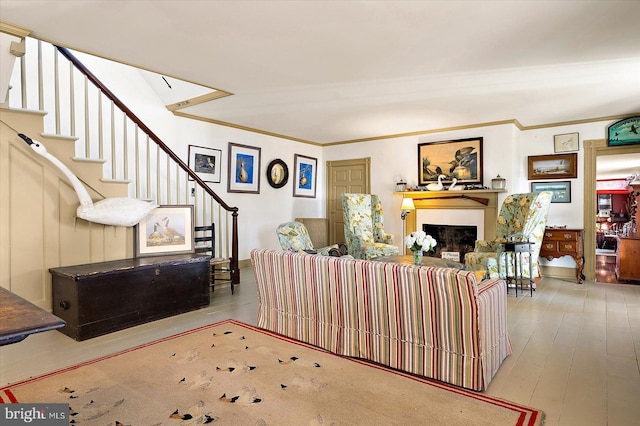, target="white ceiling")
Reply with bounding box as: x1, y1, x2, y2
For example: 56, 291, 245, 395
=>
1, 1, 639, 146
